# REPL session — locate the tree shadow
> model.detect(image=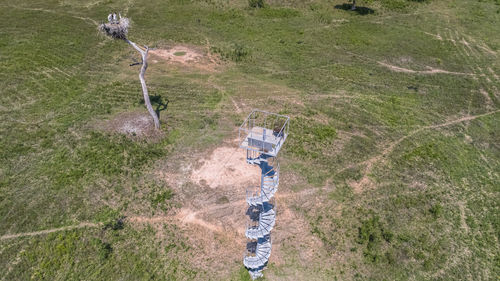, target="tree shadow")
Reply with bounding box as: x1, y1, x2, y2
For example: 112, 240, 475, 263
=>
151, 95, 169, 119
334, 4, 375, 15
138, 95, 170, 119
